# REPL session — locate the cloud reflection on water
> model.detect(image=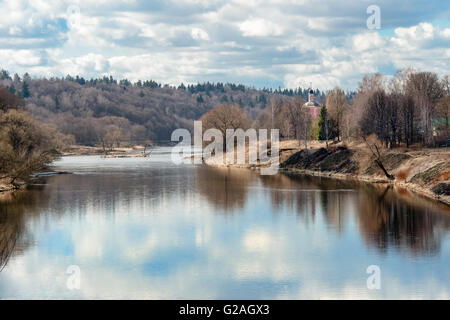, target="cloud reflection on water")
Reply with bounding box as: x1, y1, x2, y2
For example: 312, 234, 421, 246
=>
0, 154, 449, 299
